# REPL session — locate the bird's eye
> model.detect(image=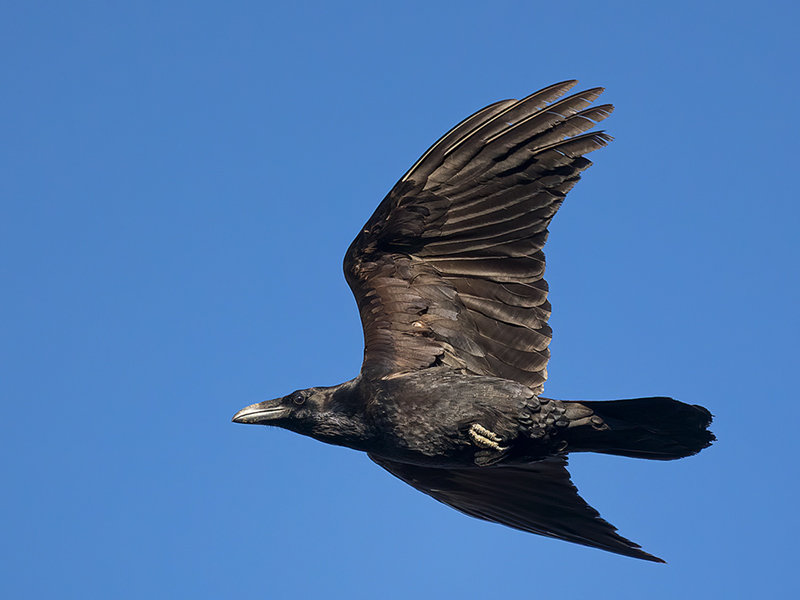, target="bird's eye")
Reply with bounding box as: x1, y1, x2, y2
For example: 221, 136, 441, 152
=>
292, 393, 306, 406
